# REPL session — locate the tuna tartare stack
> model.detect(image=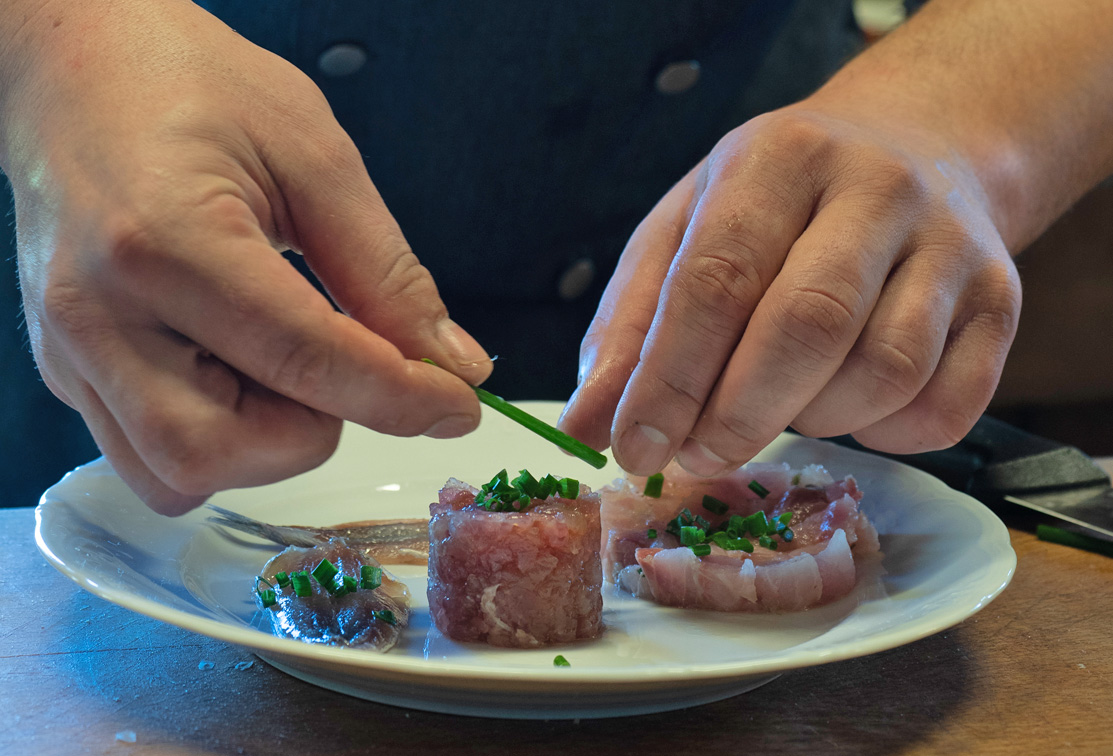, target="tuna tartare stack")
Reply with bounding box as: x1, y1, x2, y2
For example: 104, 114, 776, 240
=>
427, 471, 604, 648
